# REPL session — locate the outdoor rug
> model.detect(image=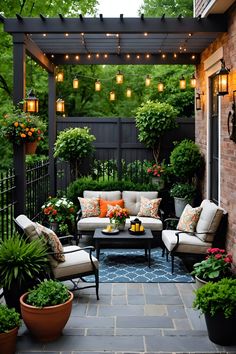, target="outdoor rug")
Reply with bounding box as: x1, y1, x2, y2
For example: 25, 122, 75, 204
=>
92, 248, 194, 283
